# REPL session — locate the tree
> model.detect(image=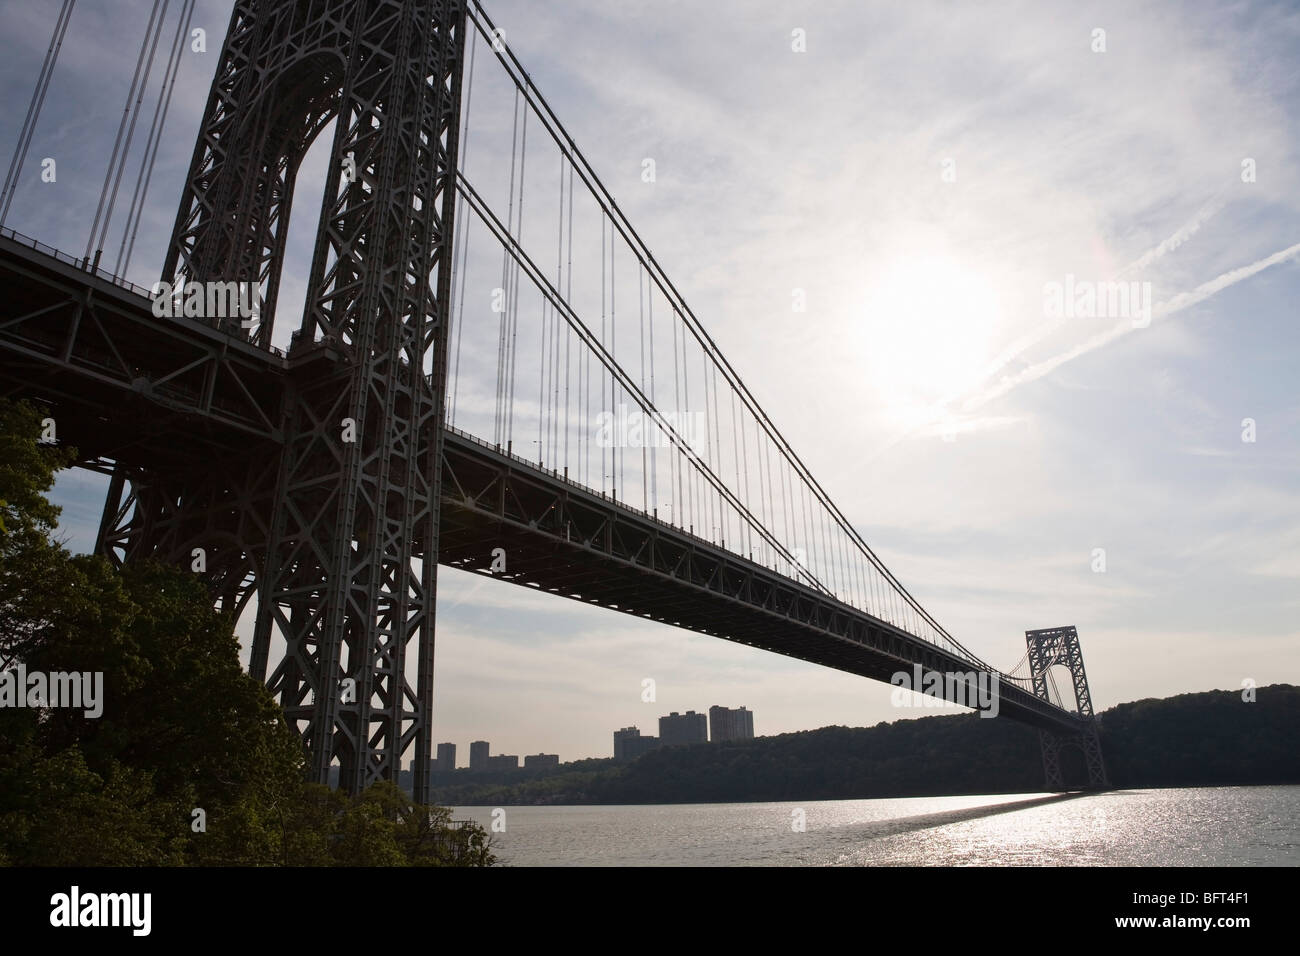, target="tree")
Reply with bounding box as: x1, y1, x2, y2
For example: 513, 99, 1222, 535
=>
0, 398, 493, 866
0, 398, 78, 670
